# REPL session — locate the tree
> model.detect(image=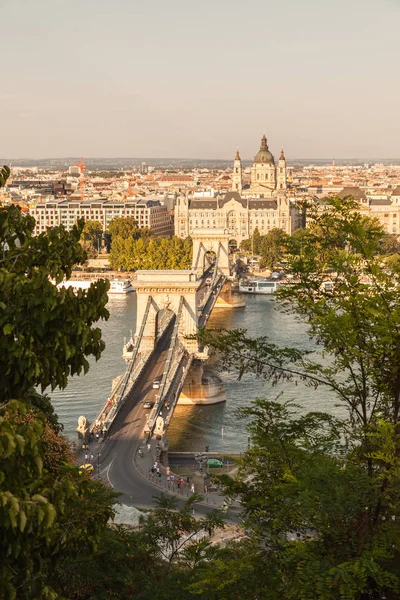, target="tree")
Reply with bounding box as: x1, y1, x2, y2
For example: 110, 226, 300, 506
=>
107, 216, 143, 240
384, 253, 400, 273
52, 495, 224, 600
80, 219, 103, 253
196, 197, 400, 599
0, 401, 116, 600
240, 227, 261, 254
192, 399, 400, 600
0, 164, 10, 188
108, 235, 193, 271
0, 190, 115, 598
379, 233, 400, 255
259, 227, 288, 269
0, 206, 109, 400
